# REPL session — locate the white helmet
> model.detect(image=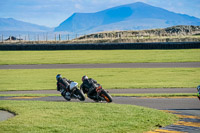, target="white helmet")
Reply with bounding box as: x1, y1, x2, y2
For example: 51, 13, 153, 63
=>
82, 75, 88, 82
